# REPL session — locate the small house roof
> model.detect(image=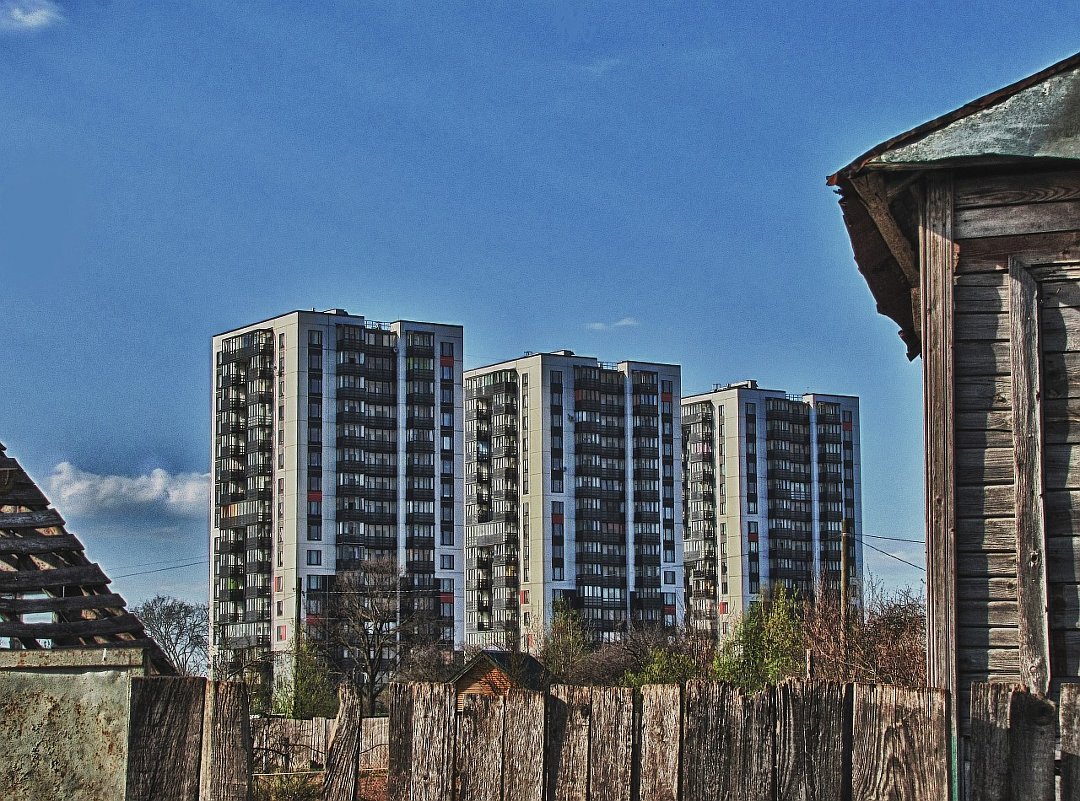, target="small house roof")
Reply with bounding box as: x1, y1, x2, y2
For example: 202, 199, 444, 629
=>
0, 441, 174, 674
829, 50, 1080, 356
451, 650, 548, 690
